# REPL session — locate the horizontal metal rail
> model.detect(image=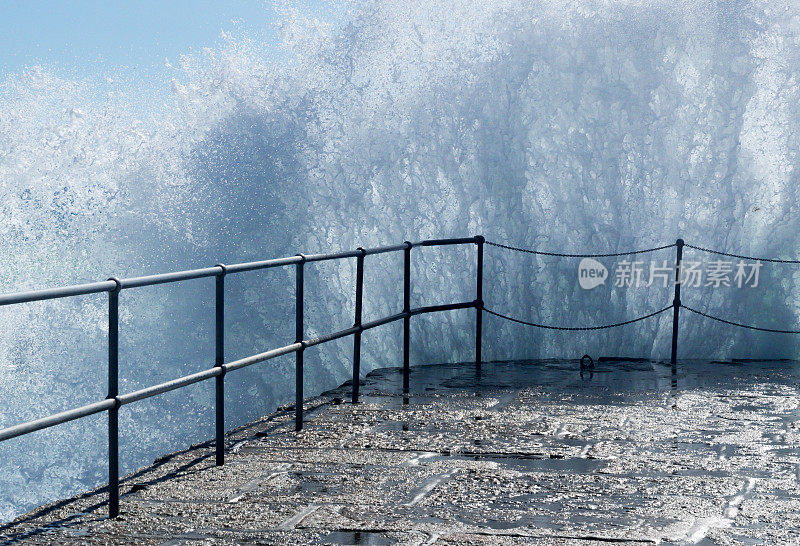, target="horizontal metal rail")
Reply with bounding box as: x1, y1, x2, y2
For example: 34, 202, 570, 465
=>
304, 250, 363, 262
362, 243, 410, 256
412, 237, 479, 247
224, 255, 304, 274
304, 326, 361, 348
0, 280, 118, 306
362, 311, 407, 331
117, 367, 223, 406
0, 398, 116, 442
119, 267, 223, 290
223, 343, 304, 373
411, 301, 477, 316
0, 238, 481, 306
